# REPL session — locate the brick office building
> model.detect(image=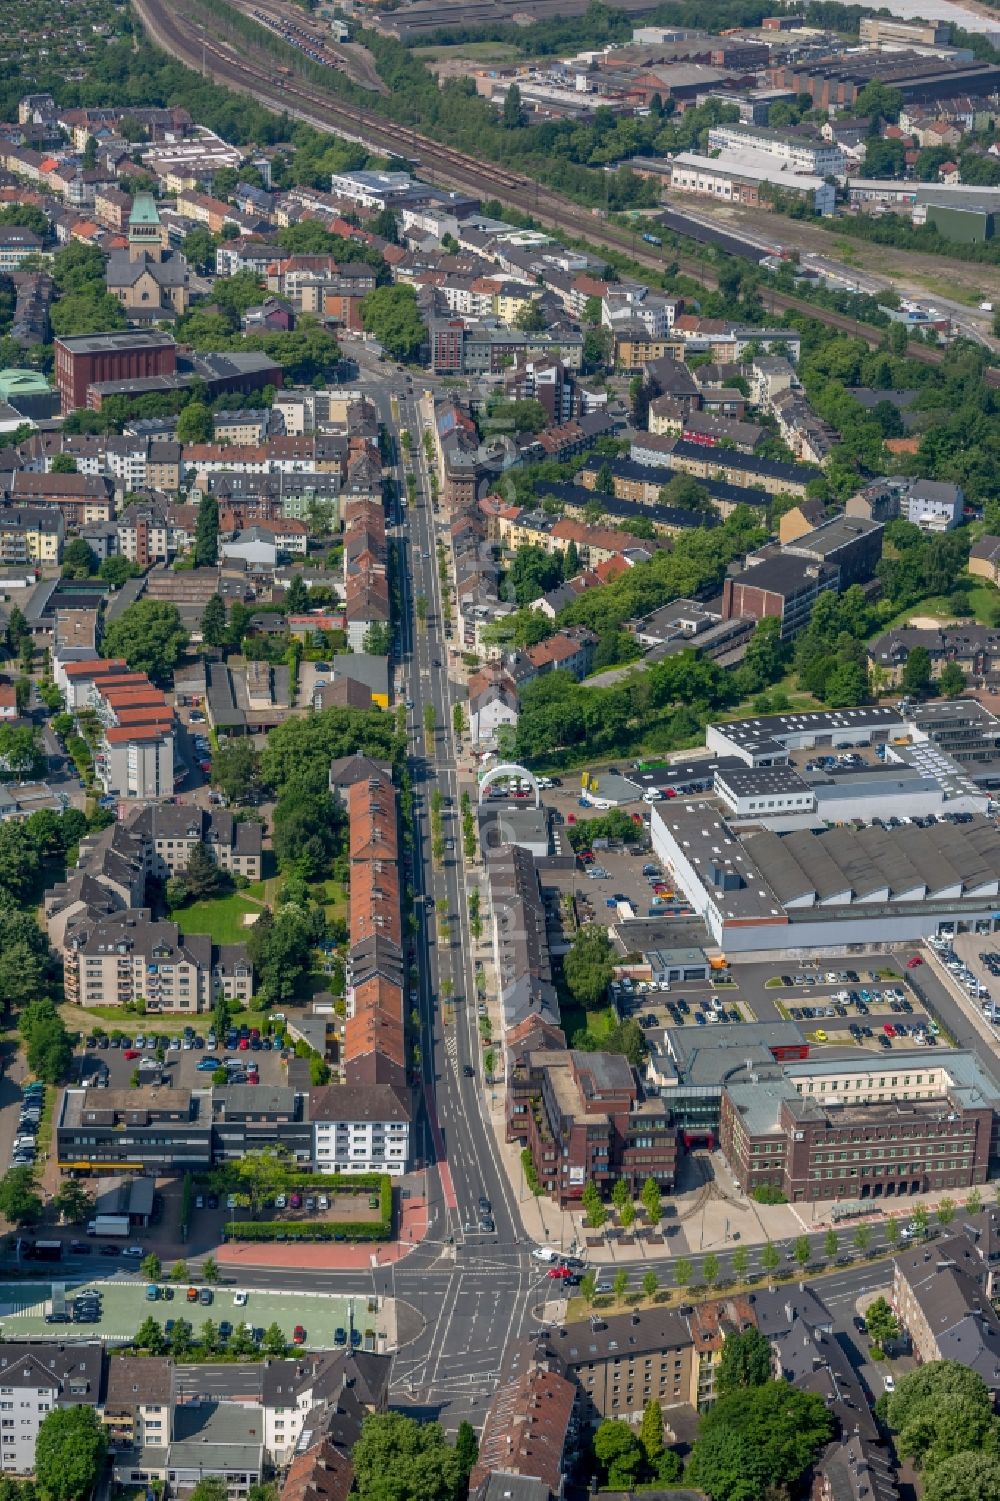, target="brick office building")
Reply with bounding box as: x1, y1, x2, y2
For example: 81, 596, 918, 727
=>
721, 1057, 994, 1203
54, 330, 176, 413
508, 1048, 678, 1207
